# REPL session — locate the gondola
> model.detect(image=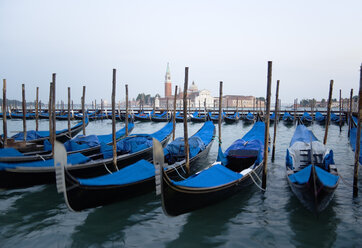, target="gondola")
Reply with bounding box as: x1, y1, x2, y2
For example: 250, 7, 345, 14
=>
300, 112, 313, 126
0, 121, 173, 189
1, 116, 89, 150
269, 112, 277, 124
282, 112, 294, 126
349, 117, 362, 164
209, 112, 225, 123
56, 121, 215, 211
224, 112, 240, 124
156, 121, 266, 216
190, 111, 207, 123
0, 122, 135, 163
10, 112, 35, 119
243, 112, 255, 124
286, 123, 339, 213
315, 112, 326, 125
0, 112, 12, 119
330, 113, 344, 125
175, 112, 190, 122
134, 111, 153, 122
151, 111, 171, 122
